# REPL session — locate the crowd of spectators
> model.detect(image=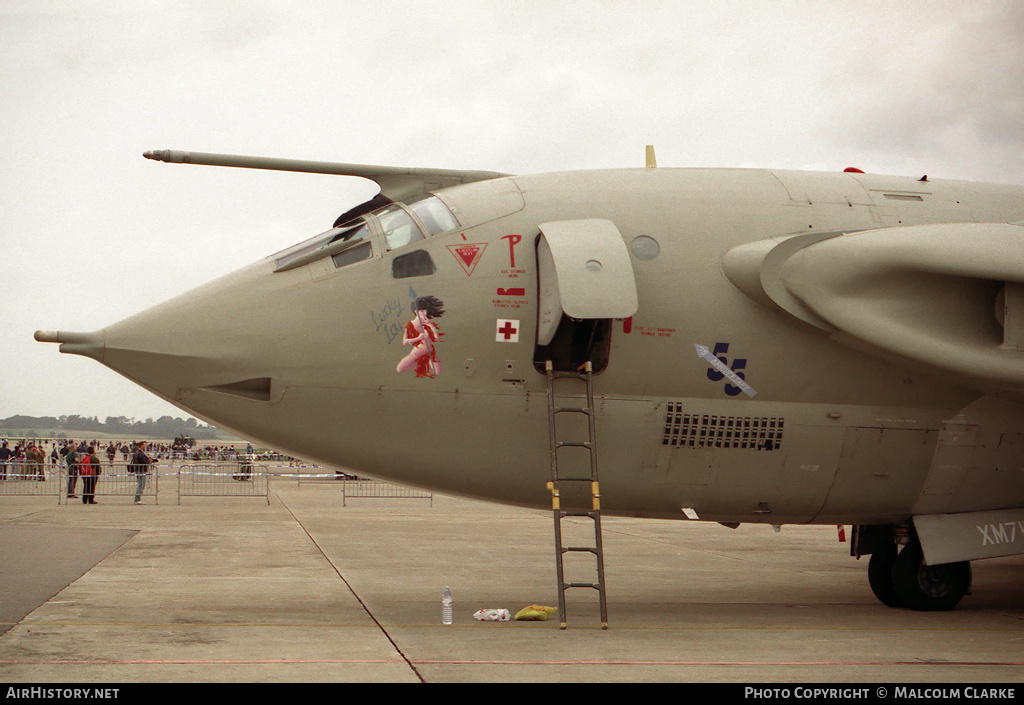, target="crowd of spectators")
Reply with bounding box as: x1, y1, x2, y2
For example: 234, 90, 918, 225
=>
0, 439, 351, 502
0, 438, 272, 480
0, 440, 309, 479
0, 439, 50, 480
